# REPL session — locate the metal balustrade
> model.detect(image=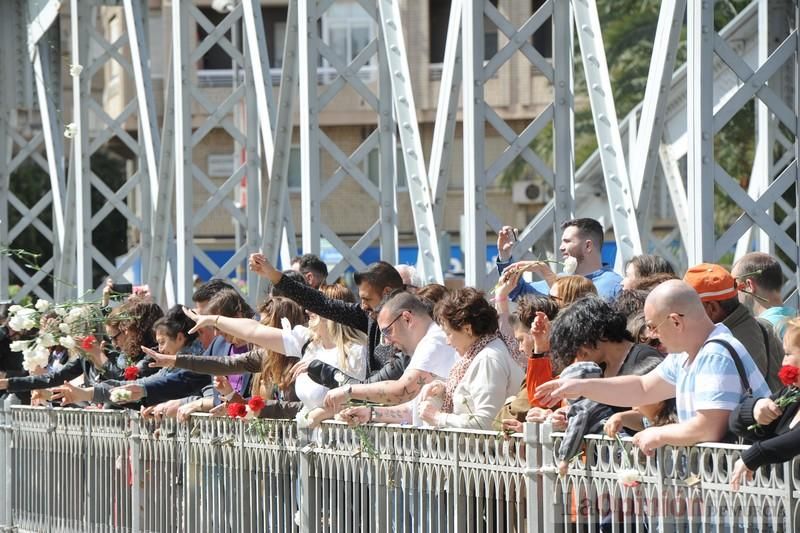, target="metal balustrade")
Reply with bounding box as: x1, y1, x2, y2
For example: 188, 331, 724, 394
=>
0, 398, 797, 532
